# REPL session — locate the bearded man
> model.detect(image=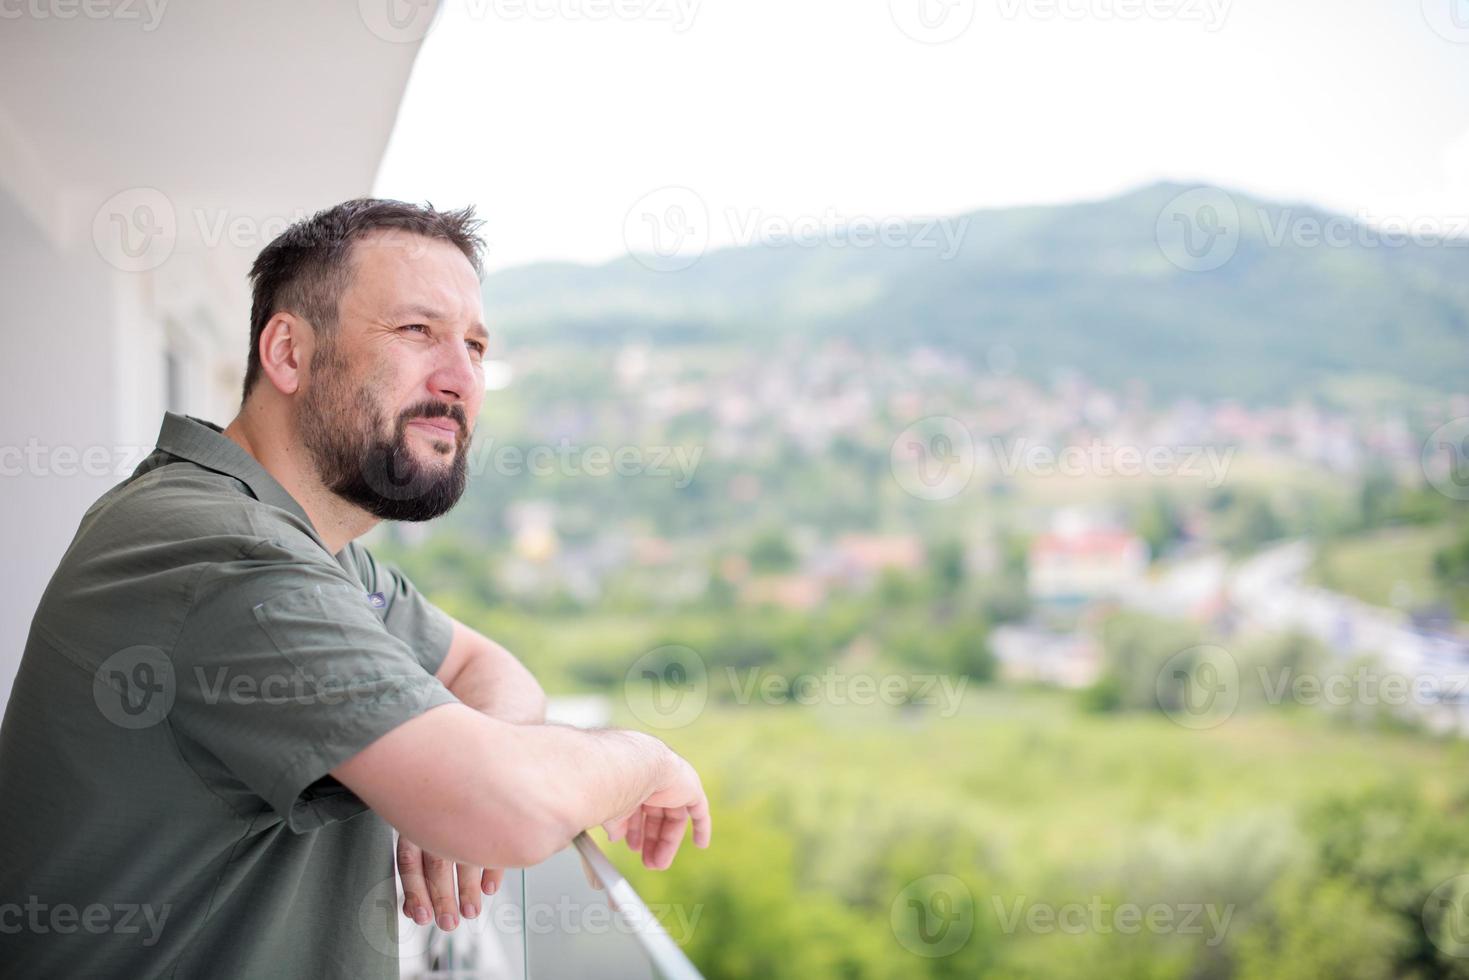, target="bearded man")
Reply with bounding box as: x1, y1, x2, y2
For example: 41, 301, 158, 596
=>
0, 199, 710, 979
